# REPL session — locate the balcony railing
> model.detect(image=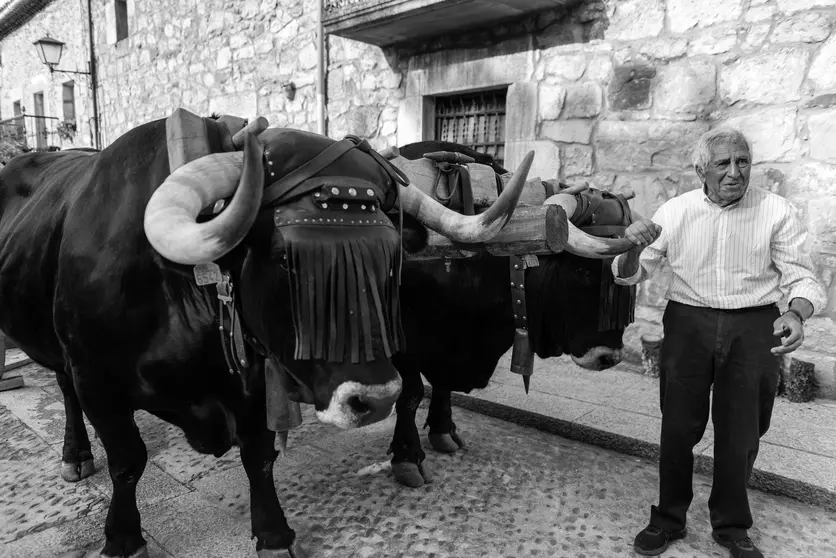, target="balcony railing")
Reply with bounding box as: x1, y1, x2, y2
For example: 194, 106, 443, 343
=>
0, 114, 61, 153
323, 0, 583, 47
